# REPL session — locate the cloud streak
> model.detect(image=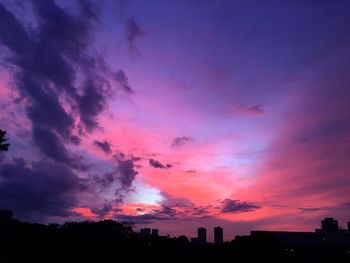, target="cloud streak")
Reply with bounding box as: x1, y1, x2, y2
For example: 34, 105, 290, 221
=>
125, 19, 142, 53
172, 136, 193, 147
113, 70, 134, 94
94, 140, 112, 155
149, 158, 172, 169
220, 199, 261, 214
